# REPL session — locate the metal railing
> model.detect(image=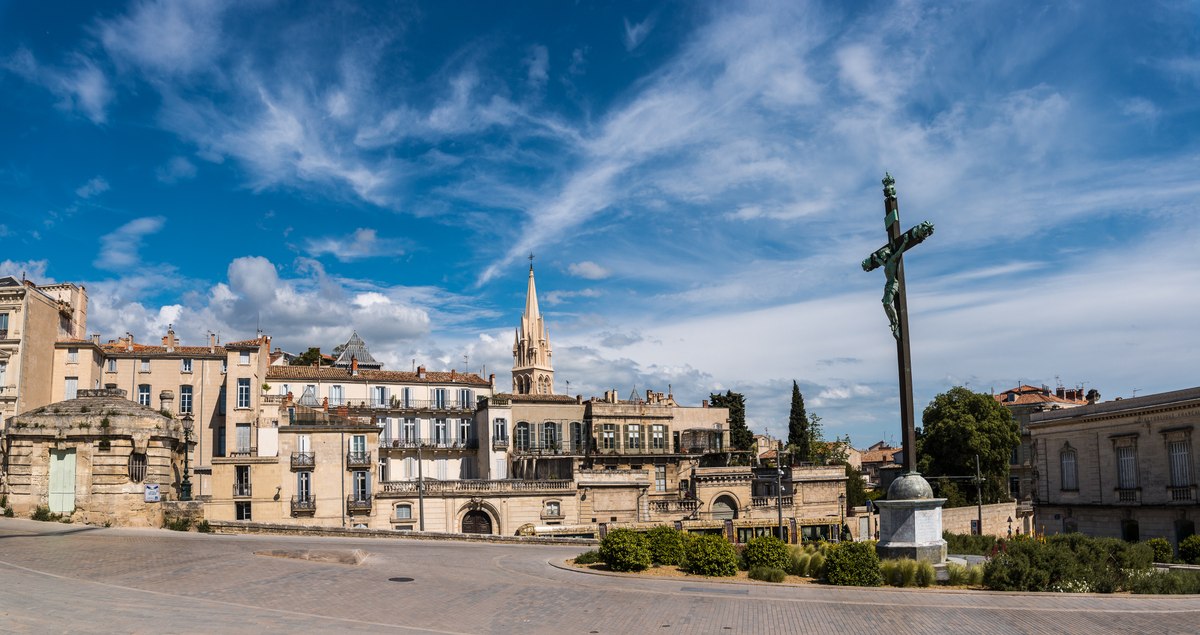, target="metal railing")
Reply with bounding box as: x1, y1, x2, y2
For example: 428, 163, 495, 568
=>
233, 482, 252, 498
1117, 489, 1138, 503
1169, 486, 1193, 501
290, 451, 315, 469
291, 495, 316, 514
381, 479, 573, 495
510, 441, 595, 456
751, 495, 794, 508
492, 438, 509, 449
346, 451, 373, 469
346, 495, 373, 512
378, 438, 479, 450
341, 399, 476, 412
